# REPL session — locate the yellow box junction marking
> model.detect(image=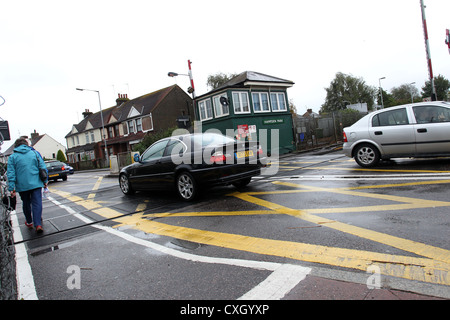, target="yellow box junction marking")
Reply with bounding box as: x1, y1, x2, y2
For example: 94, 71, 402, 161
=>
49, 178, 450, 286
87, 177, 104, 199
